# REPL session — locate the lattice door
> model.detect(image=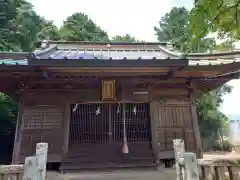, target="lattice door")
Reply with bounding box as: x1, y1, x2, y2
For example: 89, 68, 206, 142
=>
69, 104, 109, 145
69, 103, 151, 147
125, 103, 151, 142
